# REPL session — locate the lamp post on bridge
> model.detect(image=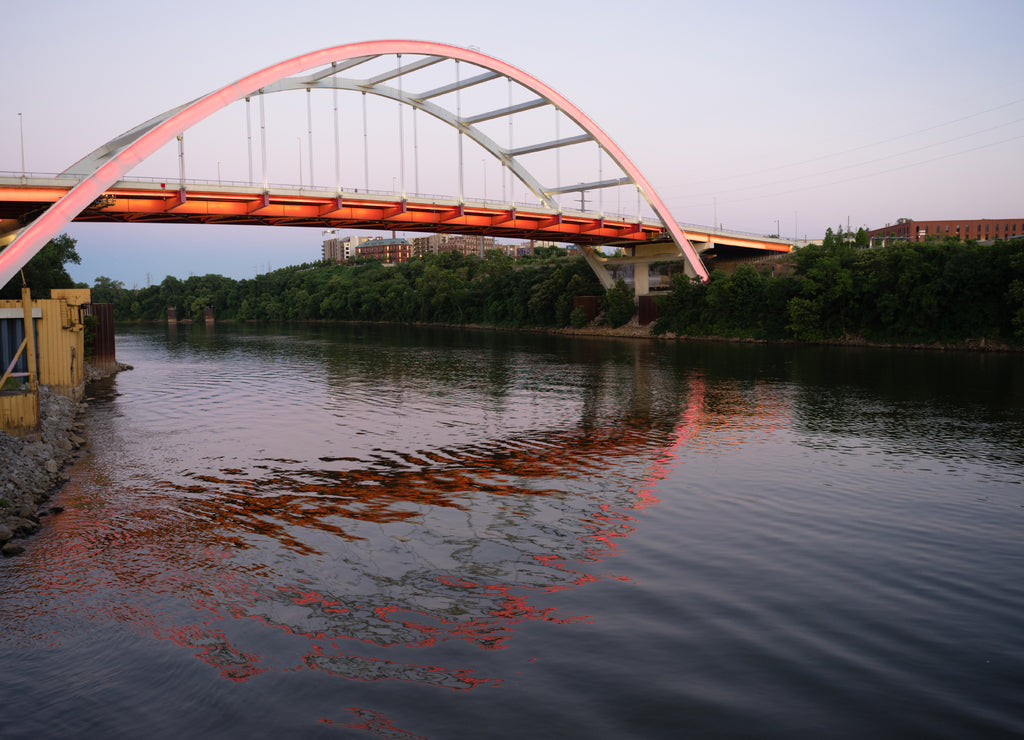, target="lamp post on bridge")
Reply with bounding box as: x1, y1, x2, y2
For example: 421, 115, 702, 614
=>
217, 161, 222, 186
18, 112, 25, 179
